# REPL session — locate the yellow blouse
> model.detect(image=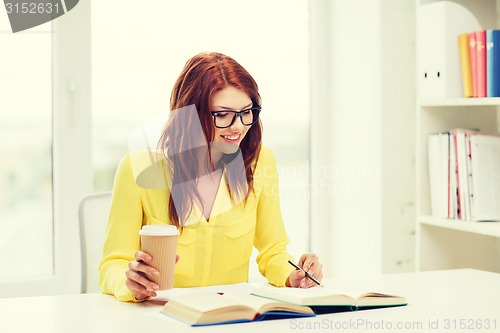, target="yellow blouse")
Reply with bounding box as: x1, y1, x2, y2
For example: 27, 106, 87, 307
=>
99, 146, 295, 302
